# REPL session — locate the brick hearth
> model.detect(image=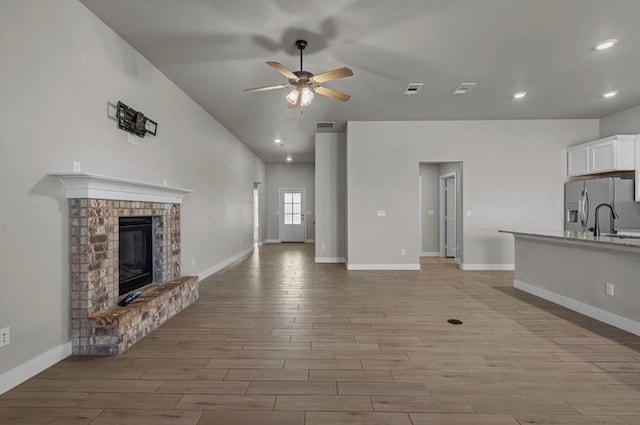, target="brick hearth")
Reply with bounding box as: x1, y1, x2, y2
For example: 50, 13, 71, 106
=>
68, 199, 198, 355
